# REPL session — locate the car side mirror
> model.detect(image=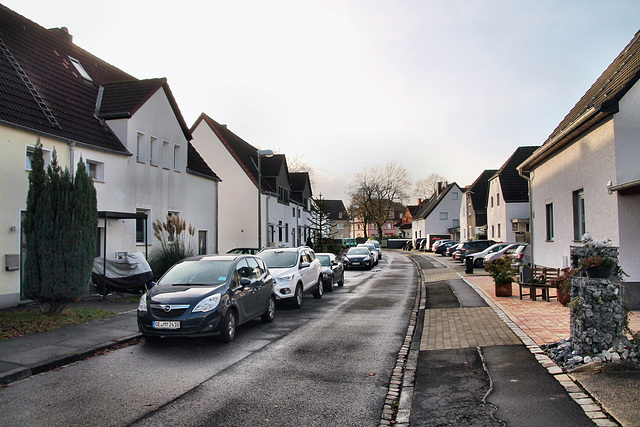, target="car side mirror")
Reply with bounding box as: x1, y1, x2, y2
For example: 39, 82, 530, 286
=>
239, 277, 252, 288
300, 262, 310, 269
331, 260, 338, 266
